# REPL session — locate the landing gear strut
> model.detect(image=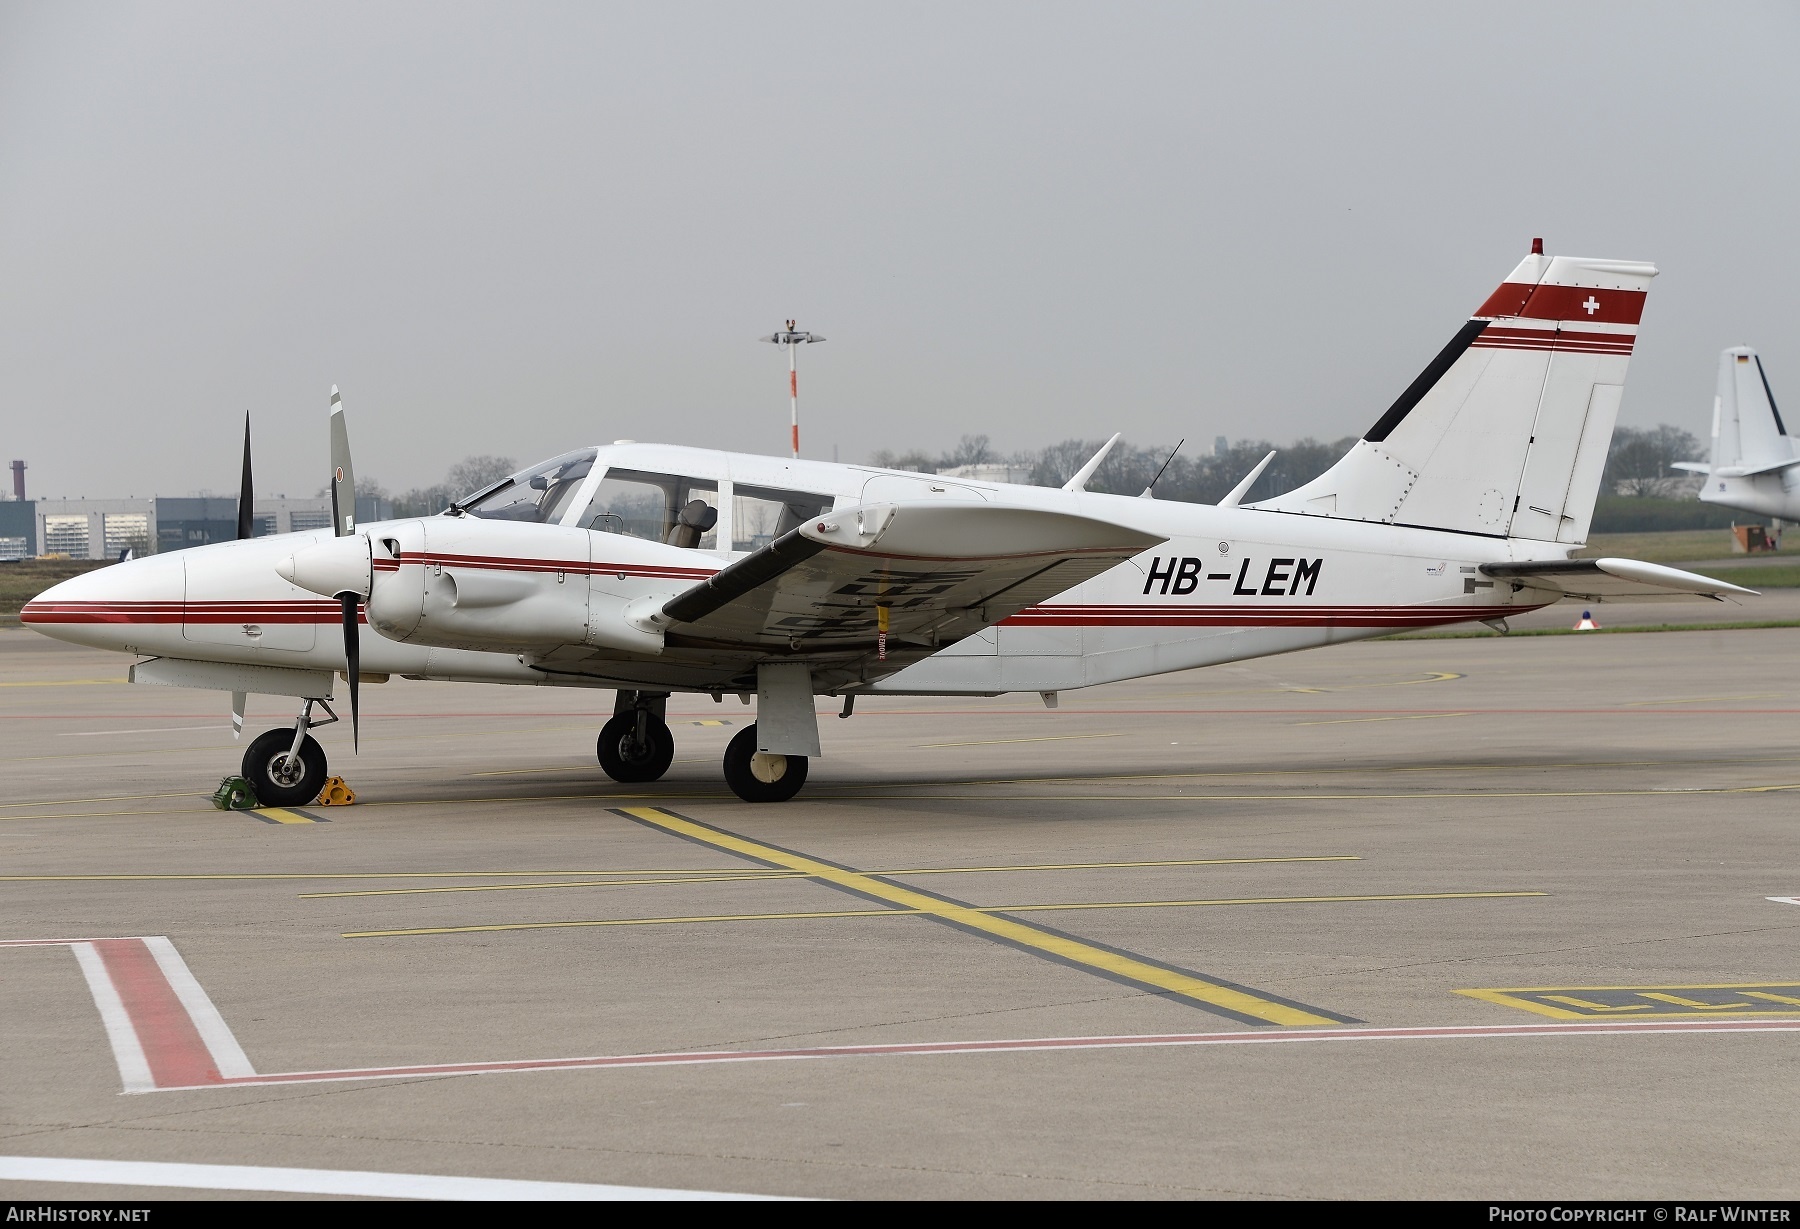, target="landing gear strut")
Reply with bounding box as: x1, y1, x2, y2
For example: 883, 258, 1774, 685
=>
242, 698, 335, 806
597, 690, 675, 783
